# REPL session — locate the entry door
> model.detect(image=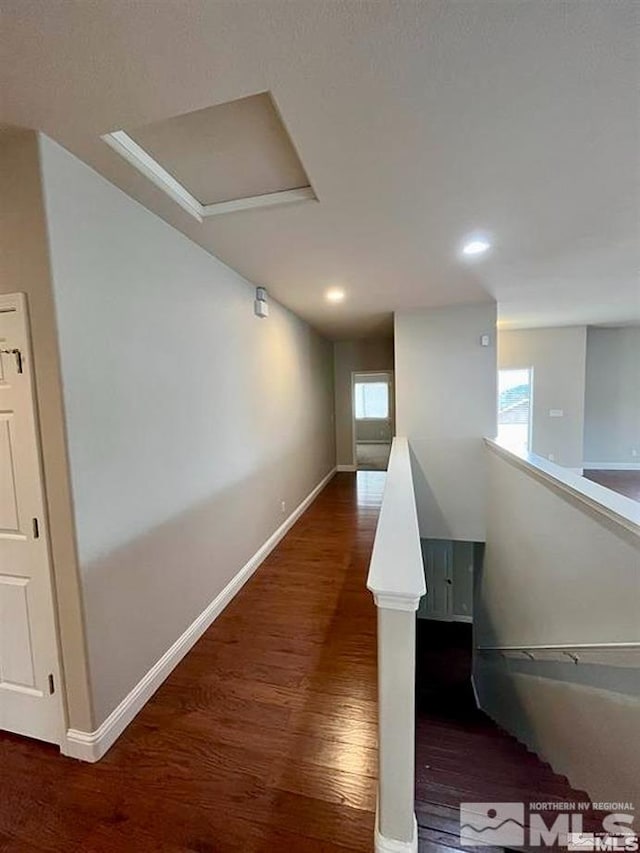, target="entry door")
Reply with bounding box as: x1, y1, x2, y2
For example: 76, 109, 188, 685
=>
0, 293, 63, 744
